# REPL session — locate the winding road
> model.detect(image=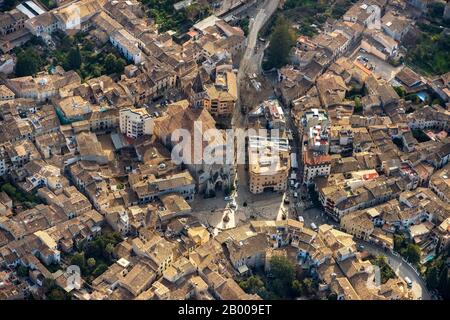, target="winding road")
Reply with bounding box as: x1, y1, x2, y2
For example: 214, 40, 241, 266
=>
355, 239, 432, 300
